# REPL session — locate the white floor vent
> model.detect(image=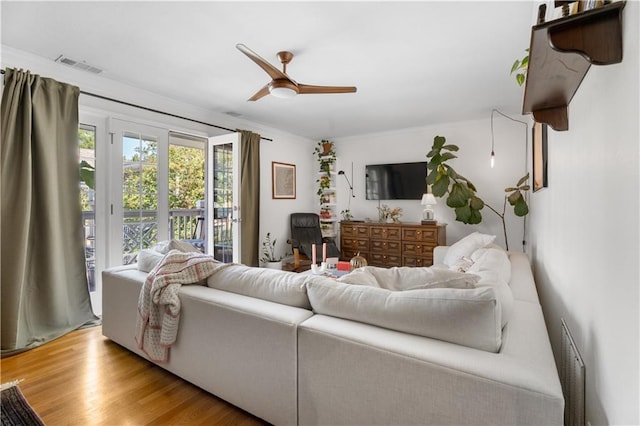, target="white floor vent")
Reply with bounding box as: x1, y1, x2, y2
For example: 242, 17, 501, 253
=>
54, 55, 103, 74
561, 318, 585, 426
